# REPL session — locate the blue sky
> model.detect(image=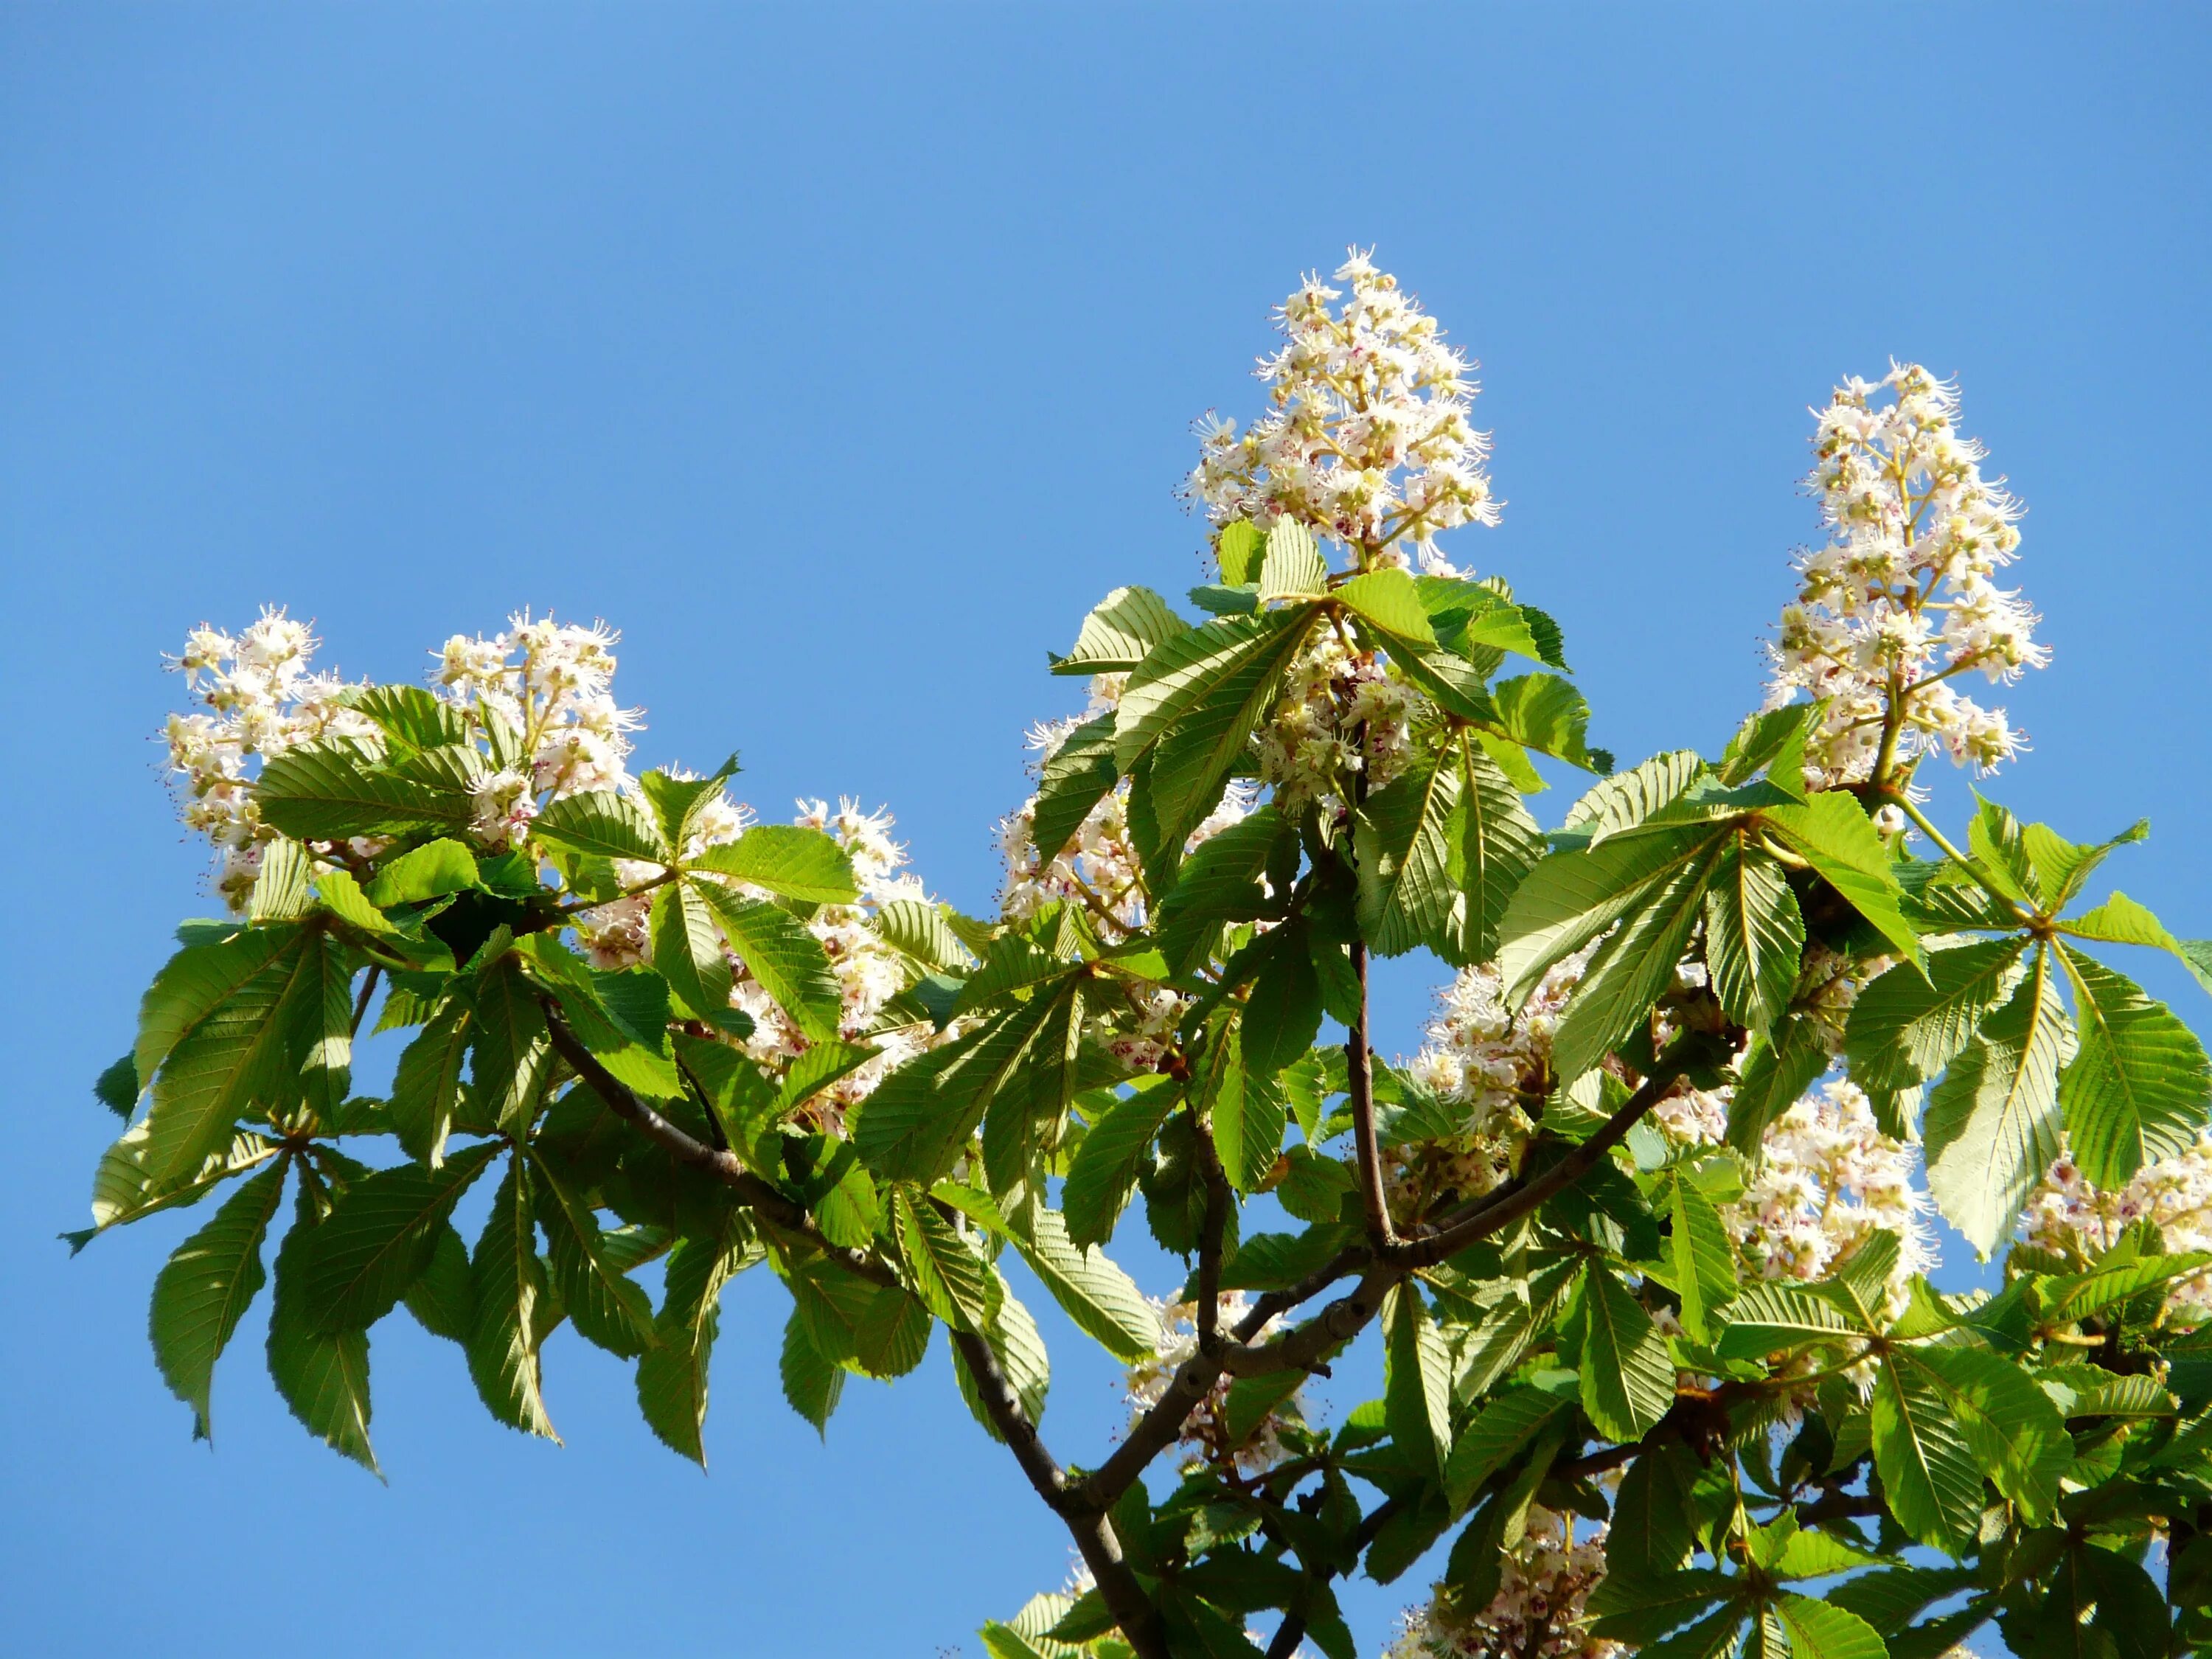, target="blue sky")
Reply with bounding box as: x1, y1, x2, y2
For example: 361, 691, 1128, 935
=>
4, 7, 2208, 1655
